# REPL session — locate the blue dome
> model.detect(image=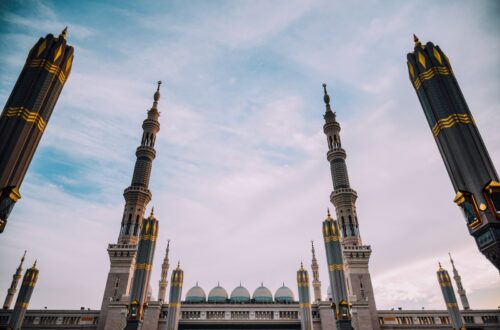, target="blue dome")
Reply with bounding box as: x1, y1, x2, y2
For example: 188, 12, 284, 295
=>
208, 285, 228, 303
253, 284, 273, 303
185, 284, 206, 303
230, 285, 251, 303
275, 285, 294, 303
